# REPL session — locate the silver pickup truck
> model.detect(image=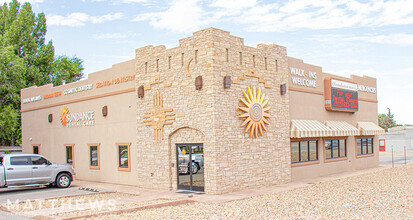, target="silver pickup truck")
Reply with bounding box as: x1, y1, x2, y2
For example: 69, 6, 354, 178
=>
0, 154, 75, 188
